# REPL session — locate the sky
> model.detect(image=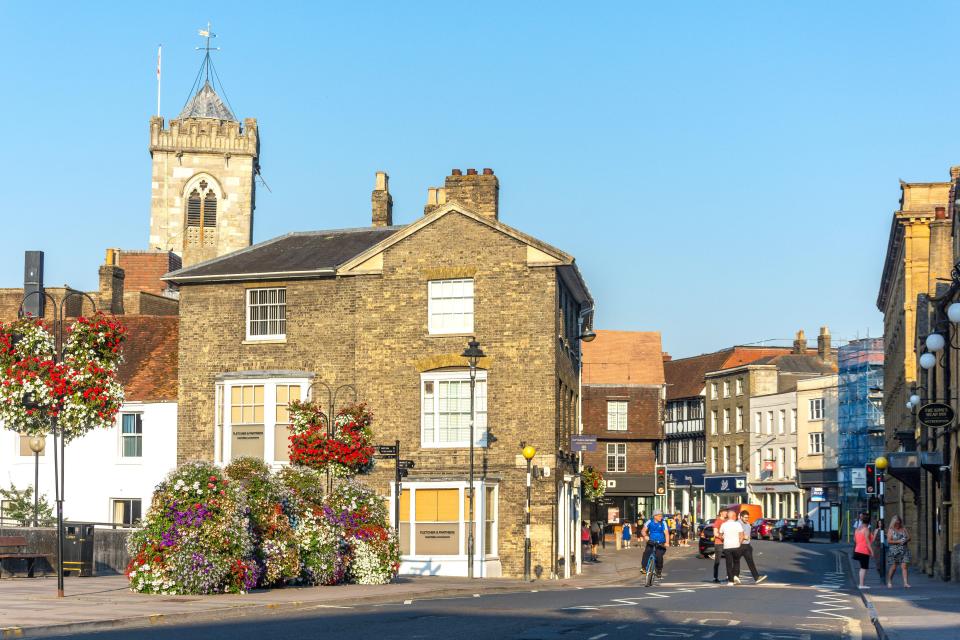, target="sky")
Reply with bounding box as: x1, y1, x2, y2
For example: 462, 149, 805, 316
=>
1, 2, 958, 358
